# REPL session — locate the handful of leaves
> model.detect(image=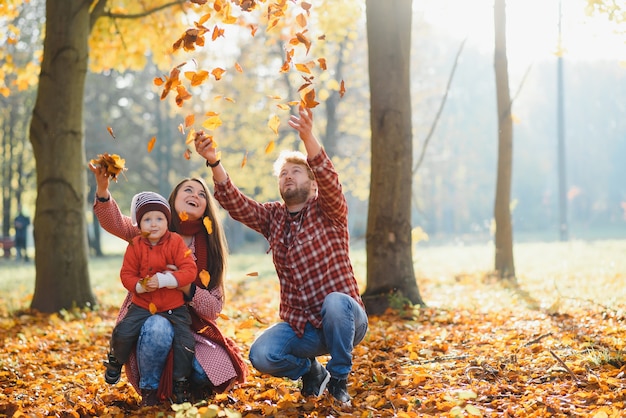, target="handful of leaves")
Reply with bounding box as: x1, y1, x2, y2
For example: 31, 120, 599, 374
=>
90, 153, 127, 181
